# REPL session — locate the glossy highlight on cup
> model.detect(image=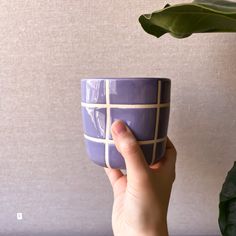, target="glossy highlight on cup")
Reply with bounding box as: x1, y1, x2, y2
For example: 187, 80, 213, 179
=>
81, 78, 171, 169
